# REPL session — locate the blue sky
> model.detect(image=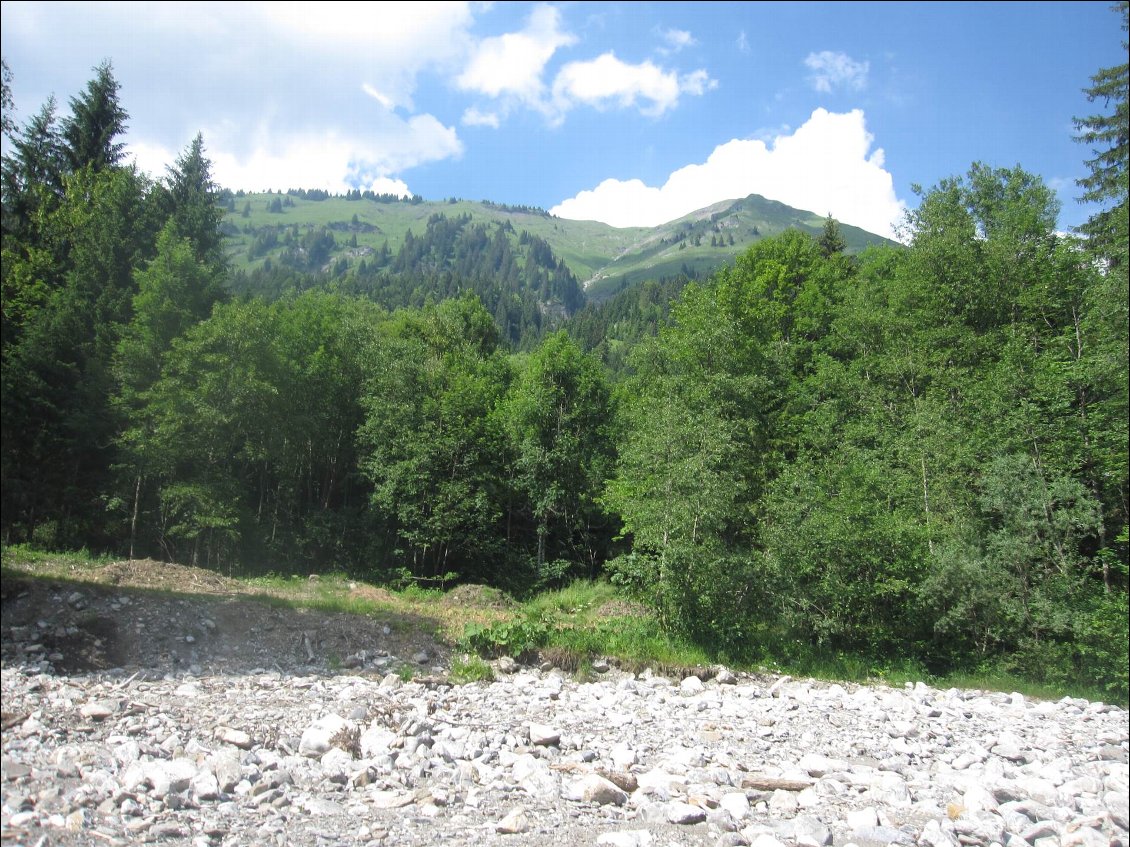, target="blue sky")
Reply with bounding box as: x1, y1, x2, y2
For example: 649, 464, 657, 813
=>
1, 1, 1124, 238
